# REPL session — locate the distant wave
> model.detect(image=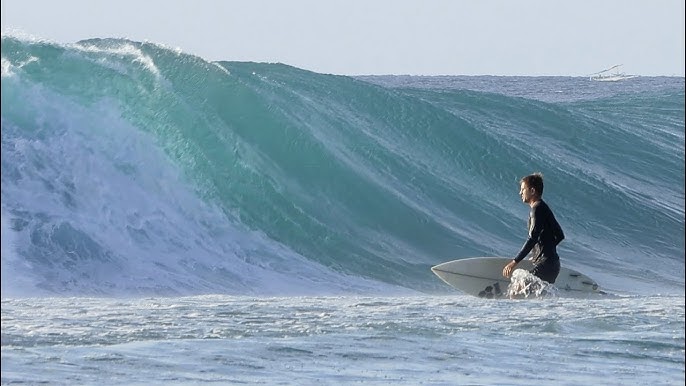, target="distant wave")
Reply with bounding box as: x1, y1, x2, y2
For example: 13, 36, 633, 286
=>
1, 35, 684, 297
